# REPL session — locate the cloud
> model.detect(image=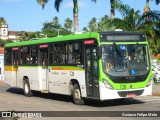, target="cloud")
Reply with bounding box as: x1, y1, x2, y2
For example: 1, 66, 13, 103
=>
2, 0, 22, 3
64, 1, 88, 9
